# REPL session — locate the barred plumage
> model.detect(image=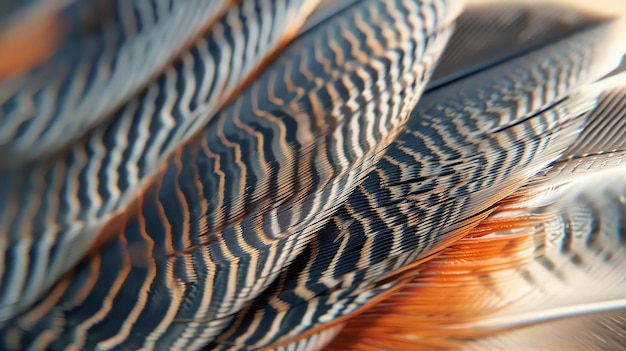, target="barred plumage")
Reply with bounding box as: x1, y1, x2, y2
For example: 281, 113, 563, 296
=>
0, 0, 625, 350
0, 0, 299, 164
0, 0, 461, 349
210, 12, 624, 350
0, 0, 318, 323
325, 70, 626, 351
